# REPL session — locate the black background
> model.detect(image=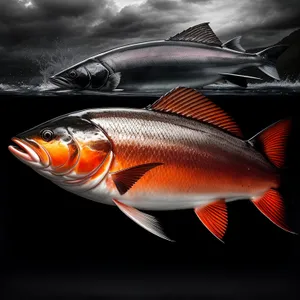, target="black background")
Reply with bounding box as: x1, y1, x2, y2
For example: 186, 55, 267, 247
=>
2, 91, 300, 299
